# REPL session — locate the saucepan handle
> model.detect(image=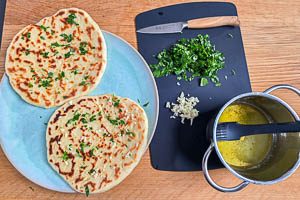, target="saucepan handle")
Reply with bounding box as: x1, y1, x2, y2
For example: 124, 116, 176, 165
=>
264, 84, 300, 96
202, 144, 250, 192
